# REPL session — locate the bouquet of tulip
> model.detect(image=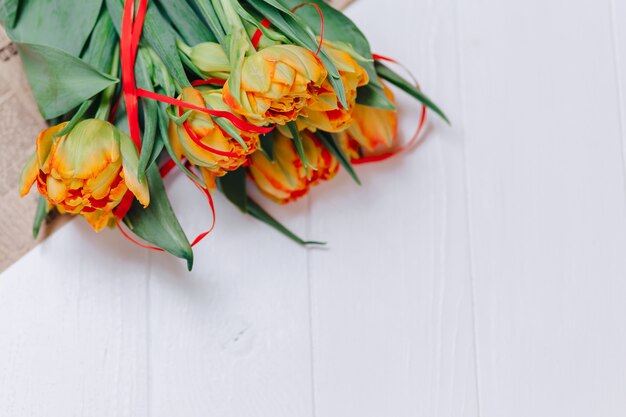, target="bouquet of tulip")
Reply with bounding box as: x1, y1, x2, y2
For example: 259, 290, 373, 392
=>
1, 0, 447, 269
